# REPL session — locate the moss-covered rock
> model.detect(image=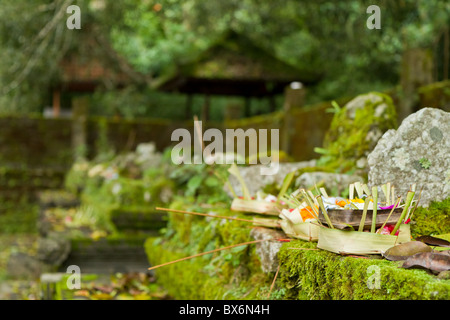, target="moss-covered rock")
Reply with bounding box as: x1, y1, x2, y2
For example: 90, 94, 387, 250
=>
410, 198, 450, 238
145, 196, 276, 299
278, 239, 450, 300
317, 92, 398, 176
146, 196, 450, 300
145, 235, 273, 300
